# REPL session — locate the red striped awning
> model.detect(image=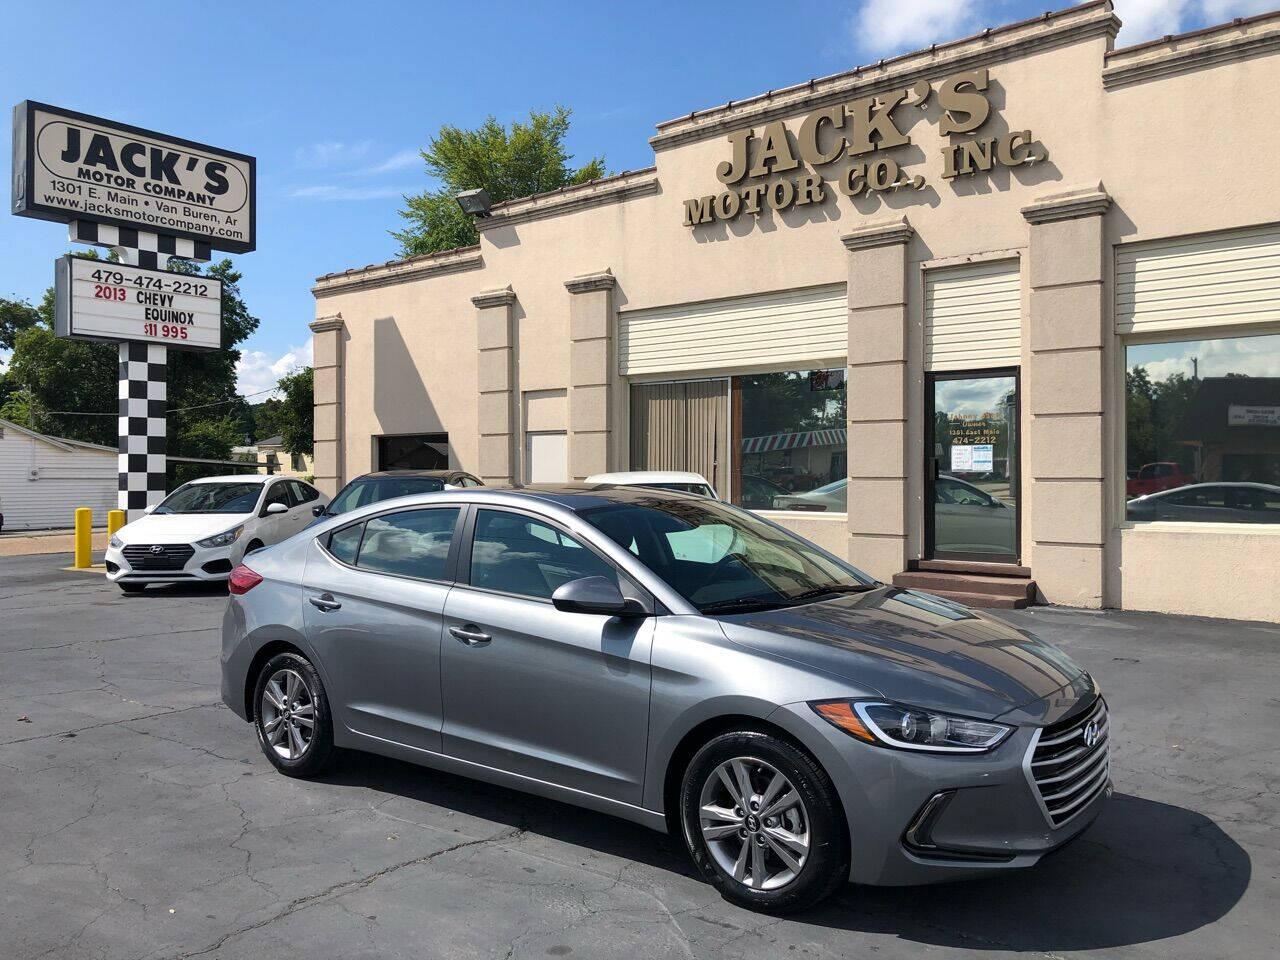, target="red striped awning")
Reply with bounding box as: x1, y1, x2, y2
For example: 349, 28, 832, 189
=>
740, 428, 846, 455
